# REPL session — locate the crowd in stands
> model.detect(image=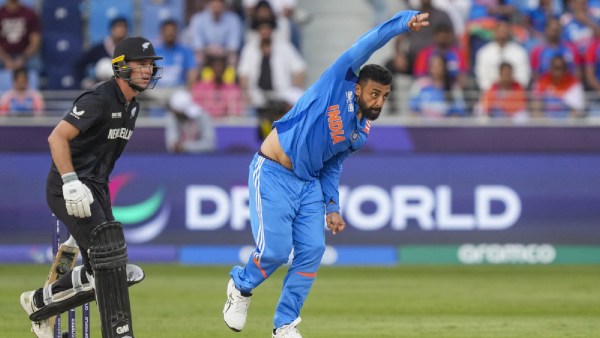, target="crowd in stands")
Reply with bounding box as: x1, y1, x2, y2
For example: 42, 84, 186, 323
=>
389, 0, 597, 120
2, 0, 600, 124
